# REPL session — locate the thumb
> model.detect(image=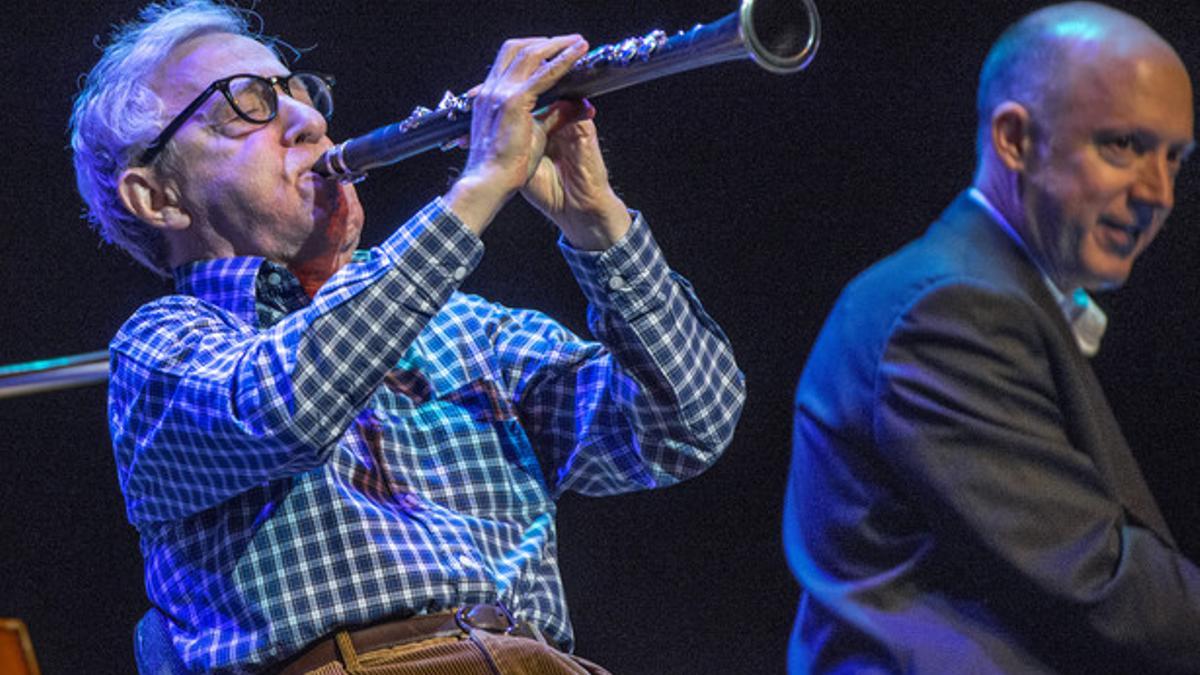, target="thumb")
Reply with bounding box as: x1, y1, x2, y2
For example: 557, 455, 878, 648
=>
538, 98, 596, 137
